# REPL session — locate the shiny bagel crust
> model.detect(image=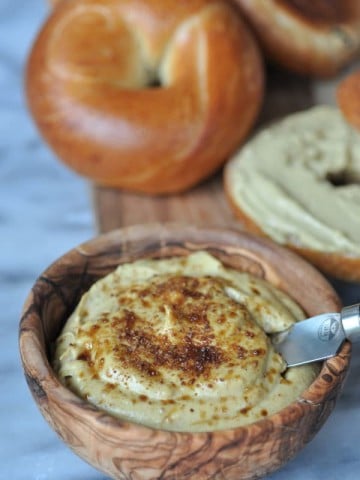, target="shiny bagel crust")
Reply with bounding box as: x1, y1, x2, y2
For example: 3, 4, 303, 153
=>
233, 0, 360, 77
26, 0, 264, 194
